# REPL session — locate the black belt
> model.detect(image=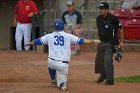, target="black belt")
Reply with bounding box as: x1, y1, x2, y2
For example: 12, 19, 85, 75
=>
50, 58, 68, 64
99, 42, 112, 47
